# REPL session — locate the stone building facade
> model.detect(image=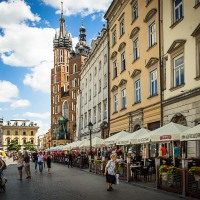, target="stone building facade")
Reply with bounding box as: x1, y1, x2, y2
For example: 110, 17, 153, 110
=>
162, 0, 200, 157
76, 26, 109, 140
2, 120, 38, 151
68, 25, 90, 141
104, 0, 162, 136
